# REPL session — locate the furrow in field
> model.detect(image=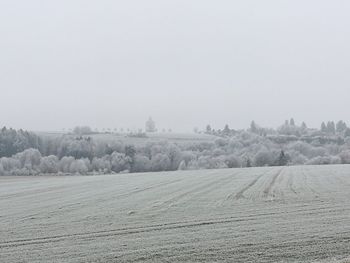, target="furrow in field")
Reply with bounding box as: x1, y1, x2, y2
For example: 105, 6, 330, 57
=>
229, 169, 273, 200
264, 168, 283, 196
148, 171, 241, 211
2, 165, 350, 262
3, 201, 347, 249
